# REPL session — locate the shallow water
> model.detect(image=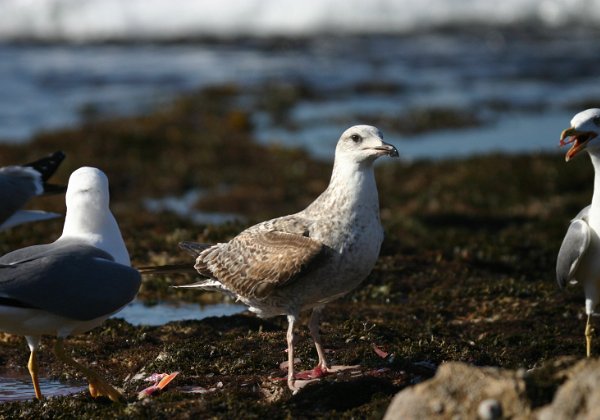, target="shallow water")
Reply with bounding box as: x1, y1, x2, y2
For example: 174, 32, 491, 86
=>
0, 374, 85, 402
1, 29, 599, 159
112, 301, 247, 326
258, 110, 576, 161
0, 301, 247, 402
144, 190, 243, 225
